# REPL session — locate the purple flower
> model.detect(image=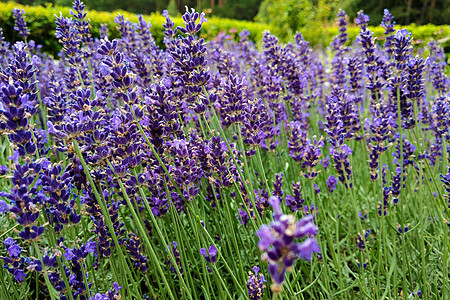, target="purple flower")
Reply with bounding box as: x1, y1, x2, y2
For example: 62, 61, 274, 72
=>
331, 9, 348, 50
200, 245, 217, 264
326, 175, 338, 193
355, 11, 370, 29
323, 156, 330, 170
19, 226, 45, 241
381, 9, 395, 34
397, 223, 410, 234
357, 230, 371, 250
427, 41, 448, 94
330, 143, 353, 188
27, 259, 42, 272
256, 197, 320, 292
256, 225, 275, 251
0, 200, 7, 213
358, 211, 366, 220
313, 183, 321, 194
14, 269, 26, 282
296, 238, 321, 260
12, 9, 29, 38
1, 237, 29, 282
177, 8, 207, 35
166, 241, 183, 275
273, 173, 284, 199
391, 166, 402, 205
285, 182, 304, 212
3, 237, 14, 248
126, 233, 148, 273
89, 282, 122, 300
7, 244, 21, 259
247, 266, 266, 300
89, 294, 109, 300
